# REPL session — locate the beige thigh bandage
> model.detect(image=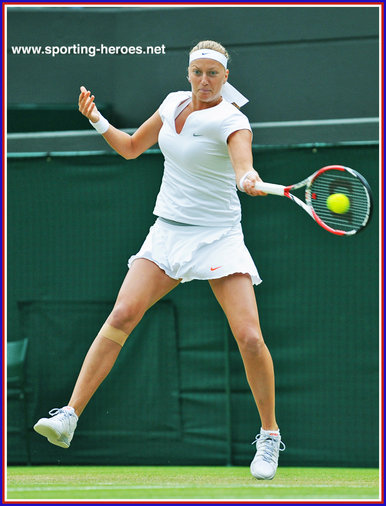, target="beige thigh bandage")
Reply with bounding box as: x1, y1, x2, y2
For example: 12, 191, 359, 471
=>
99, 322, 129, 346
